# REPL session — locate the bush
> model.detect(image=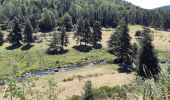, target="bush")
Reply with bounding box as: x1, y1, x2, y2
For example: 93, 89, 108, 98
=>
83, 80, 94, 100
68, 95, 83, 100
63, 77, 74, 82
